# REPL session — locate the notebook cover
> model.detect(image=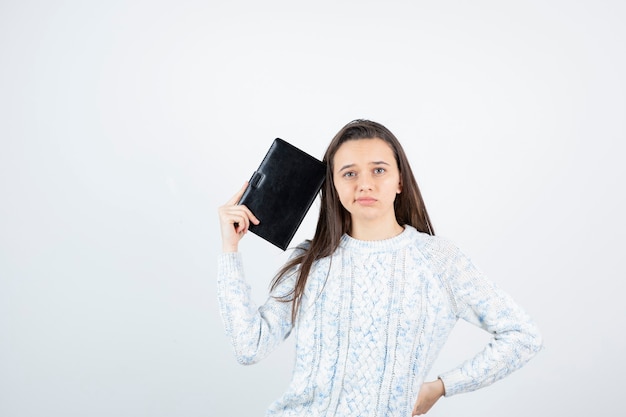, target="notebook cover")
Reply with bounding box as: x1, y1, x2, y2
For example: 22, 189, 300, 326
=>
238, 138, 326, 250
